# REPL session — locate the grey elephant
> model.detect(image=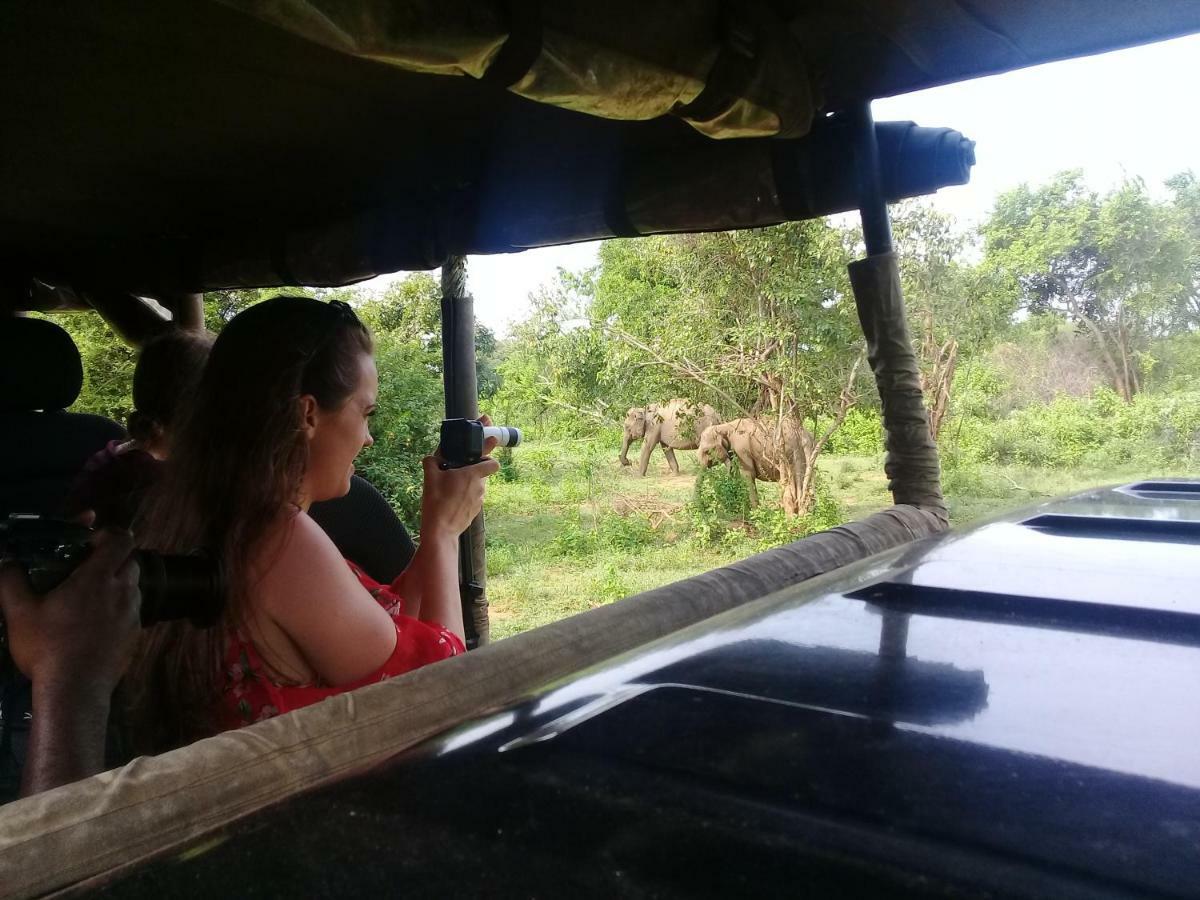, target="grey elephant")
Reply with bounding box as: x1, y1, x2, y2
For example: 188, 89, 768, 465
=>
697, 417, 815, 510
619, 399, 721, 477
